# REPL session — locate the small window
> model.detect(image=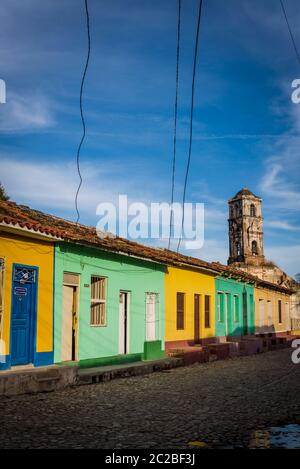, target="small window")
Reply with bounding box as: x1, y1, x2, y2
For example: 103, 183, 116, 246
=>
234, 295, 239, 322
90, 276, 107, 326
236, 241, 241, 256
278, 299, 282, 324
63, 272, 80, 286
252, 241, 258, 256
250, 204, 256, 217
176, 292, 185, 330
0, 259, 4, 337
205, 295, 210, 328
